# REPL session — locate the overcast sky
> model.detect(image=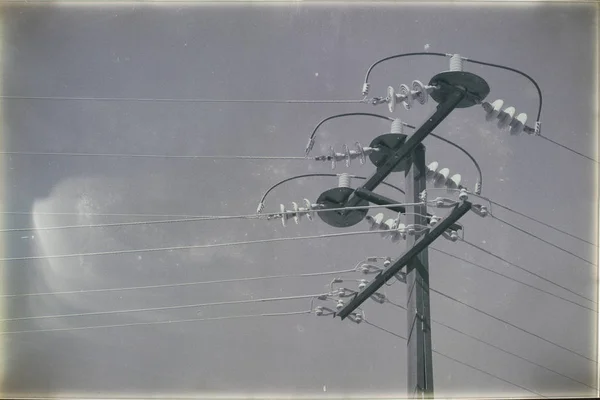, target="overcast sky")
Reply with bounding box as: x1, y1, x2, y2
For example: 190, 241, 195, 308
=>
1, 2, 598, 399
